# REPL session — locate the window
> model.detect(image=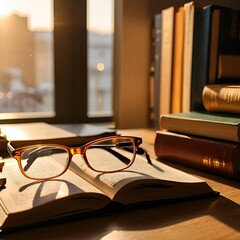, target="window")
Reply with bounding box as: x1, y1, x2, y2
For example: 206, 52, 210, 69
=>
0, 0, 54, 120
87, 0, 114, 118
0, 0, 114, 124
